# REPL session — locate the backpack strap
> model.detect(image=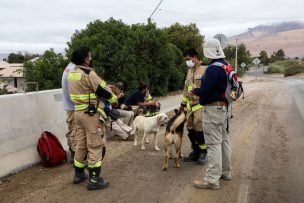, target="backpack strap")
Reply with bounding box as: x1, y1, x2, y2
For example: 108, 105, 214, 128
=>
46, 131, 65, 149
209, 61, 226, 68
79, 67, 91, 75
41, 131, 53, 162
45, 131, 67, 162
